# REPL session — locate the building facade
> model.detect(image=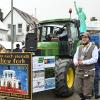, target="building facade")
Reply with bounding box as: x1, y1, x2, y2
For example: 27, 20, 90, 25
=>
3, 7, 38, 42
0, 21, 8, 41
